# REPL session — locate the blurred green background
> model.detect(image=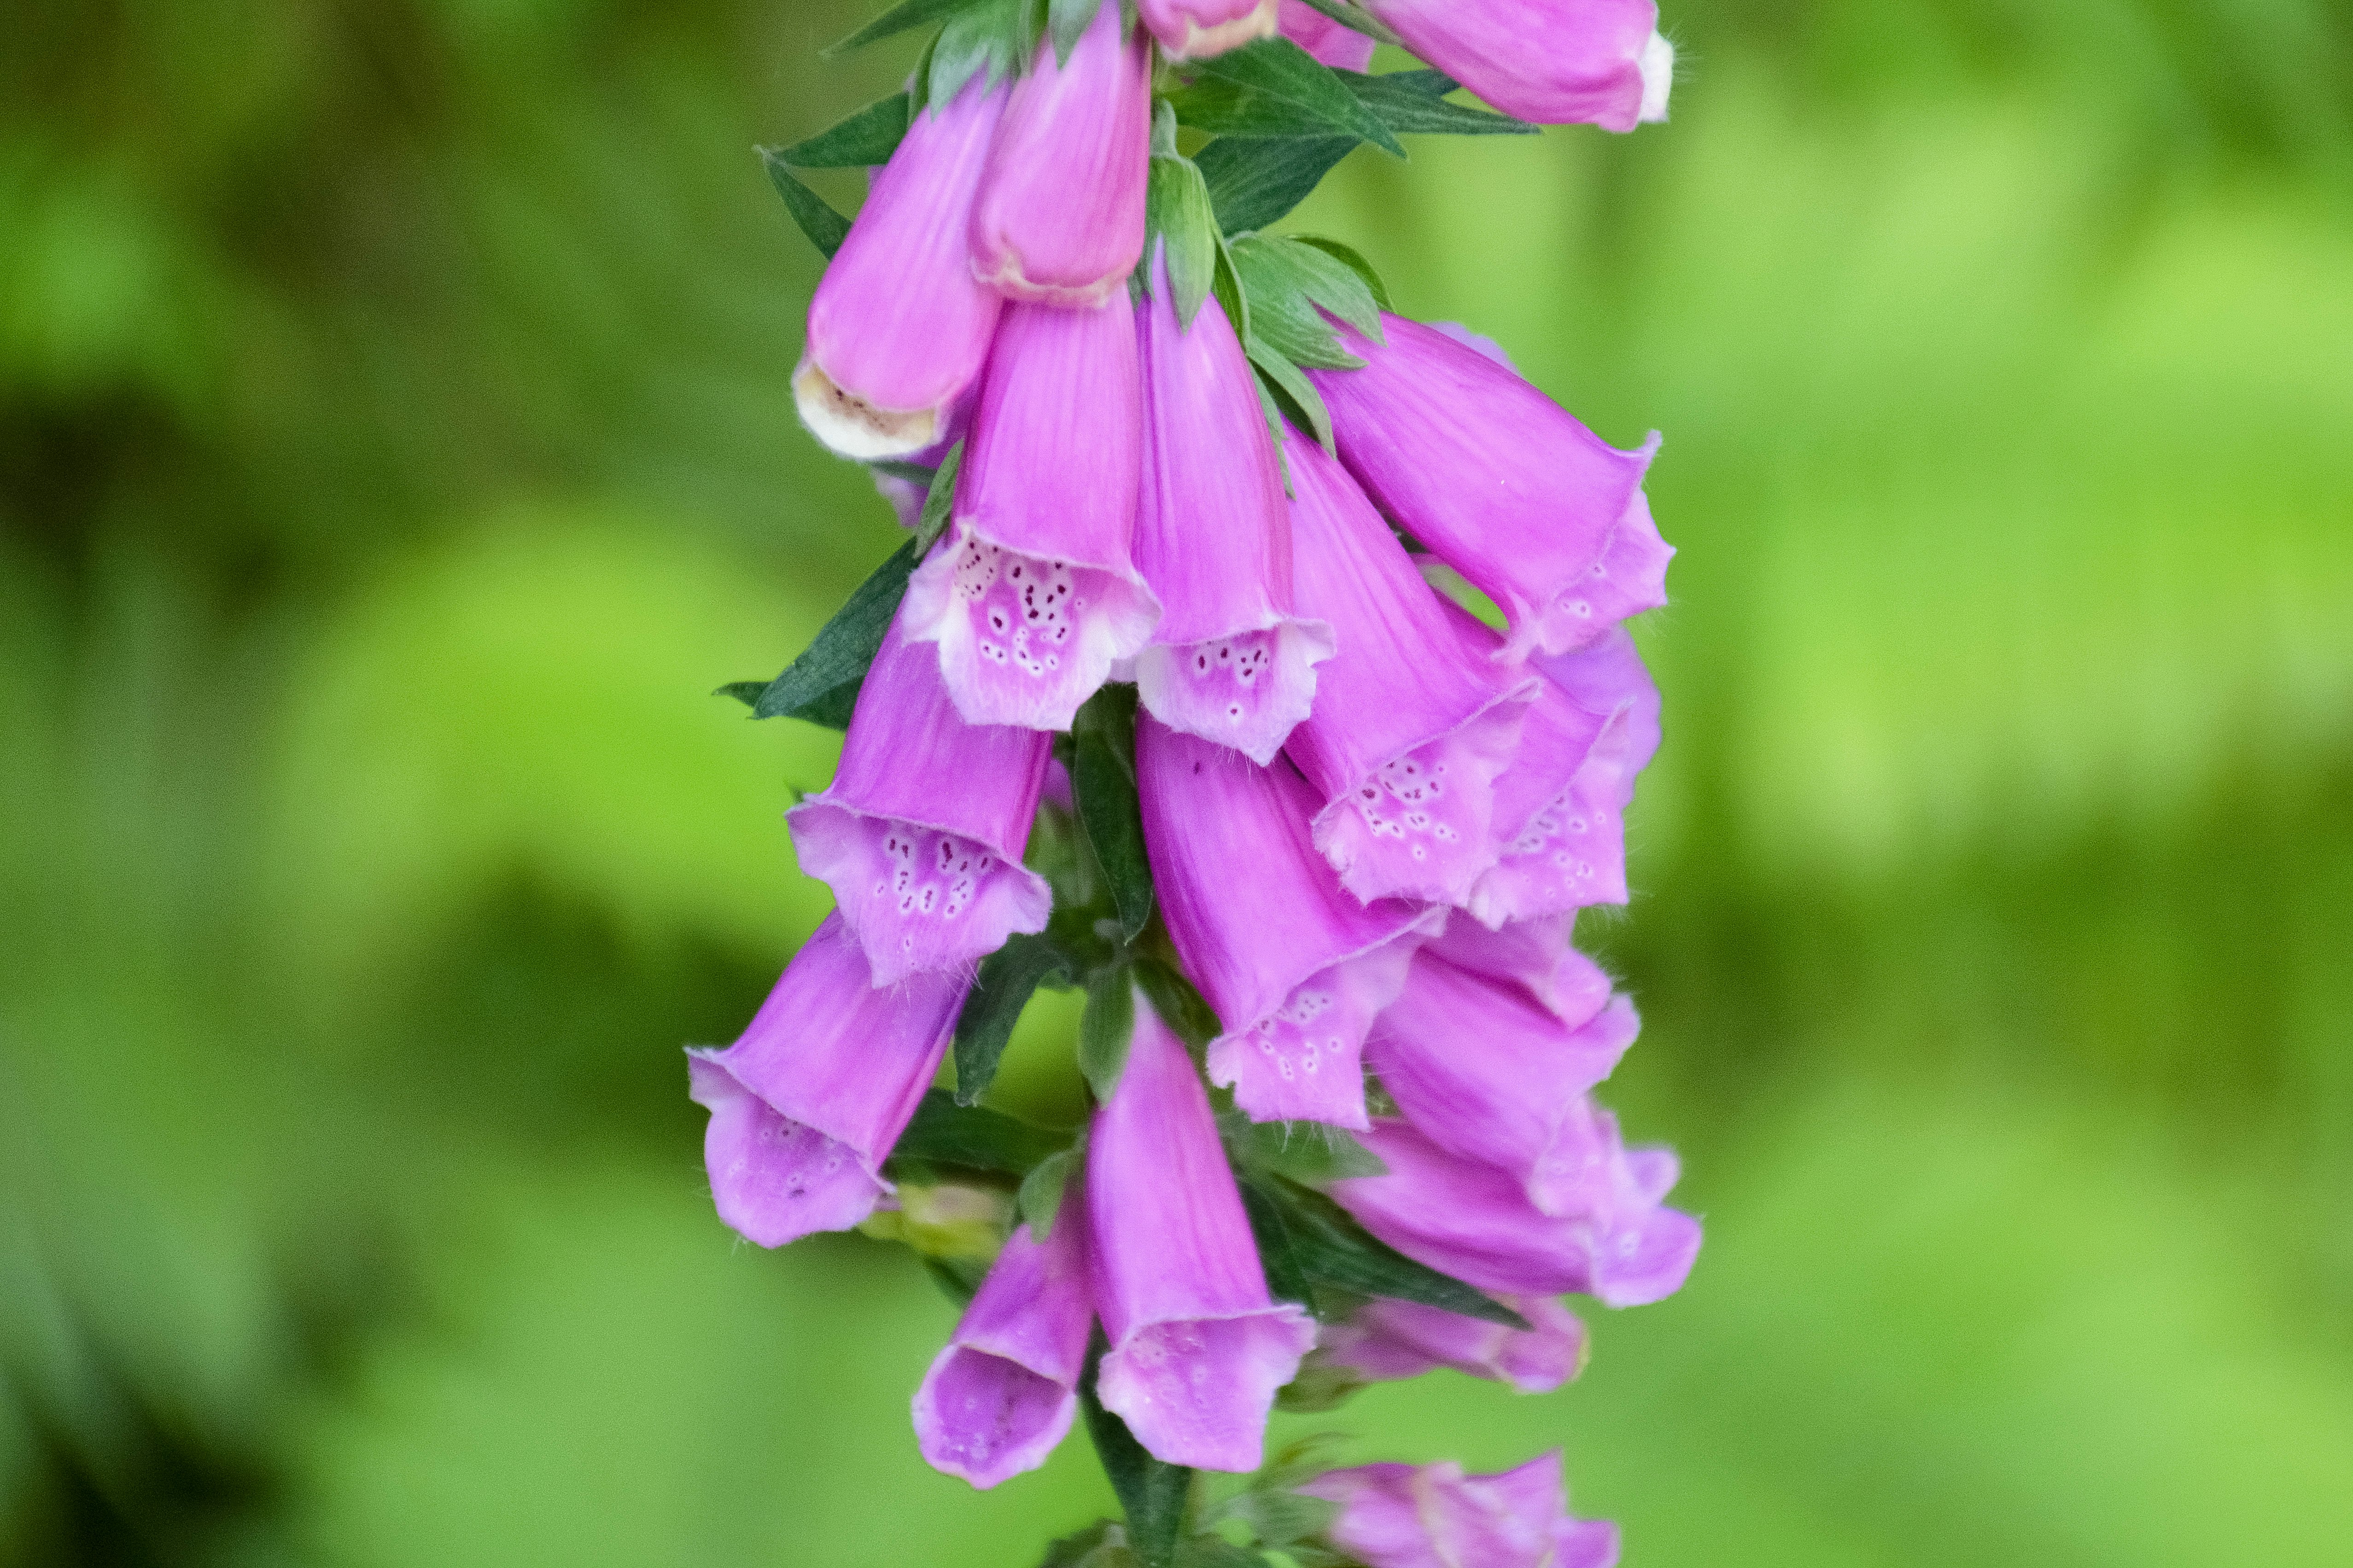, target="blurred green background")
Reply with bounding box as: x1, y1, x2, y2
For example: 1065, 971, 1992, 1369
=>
5, 0, 2351, 1563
